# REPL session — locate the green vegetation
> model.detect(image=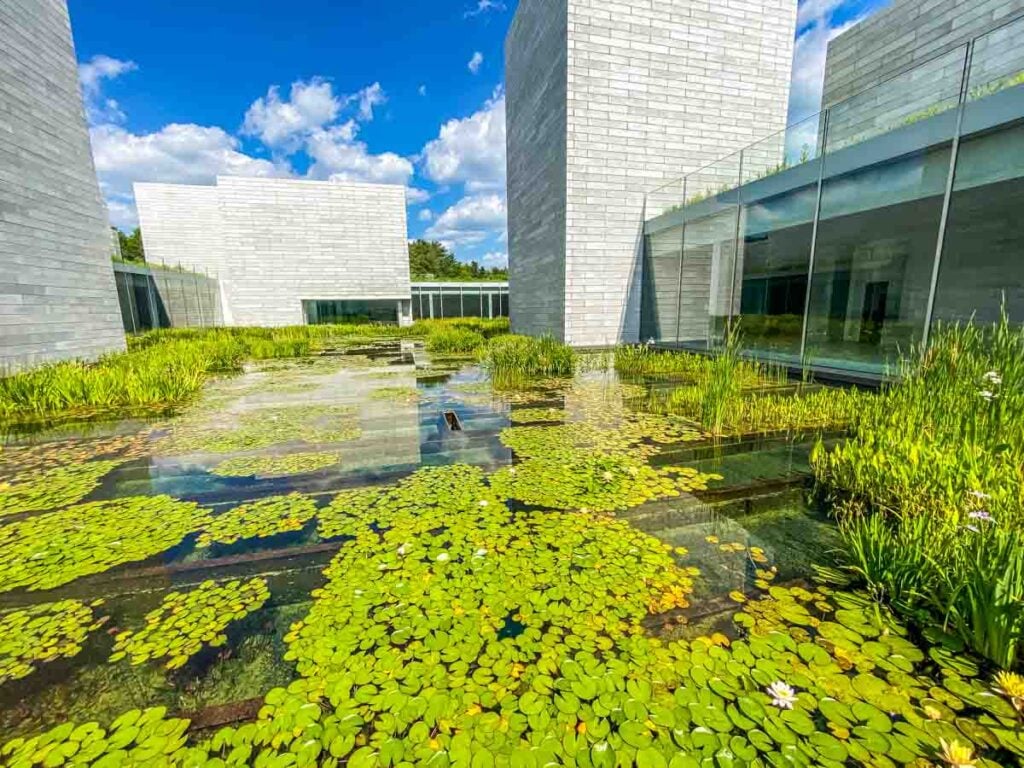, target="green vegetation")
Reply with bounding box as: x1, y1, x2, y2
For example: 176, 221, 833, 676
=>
424, 325, 487, 354
481, 334, 576, 386
110, 578, 270, 670
197, 493, 318, 547
408, 239, 507, 281
210, 451, 342, 478
369, 386, 421, 404
814, 313, 1024, 669
0, 495, 209, 593
0, 320, 508, 428
1, 599, 105, 684
114, 226, 145, 263
0, 459, 122, 517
